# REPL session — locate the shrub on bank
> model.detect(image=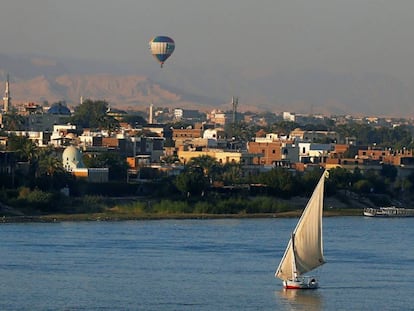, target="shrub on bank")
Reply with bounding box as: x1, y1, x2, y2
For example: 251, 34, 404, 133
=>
151, 200, 192, 214
69, 195, 108, 213
245, 196, 290, 213
8, 187, 60, 213
131, 196, 298, 215
108, 202, 147, 216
